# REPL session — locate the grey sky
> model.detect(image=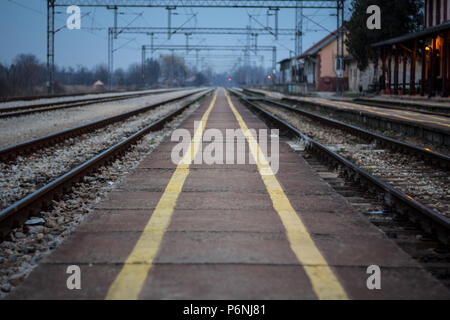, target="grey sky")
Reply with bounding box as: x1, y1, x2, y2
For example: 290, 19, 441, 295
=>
1, 0, 345, 73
